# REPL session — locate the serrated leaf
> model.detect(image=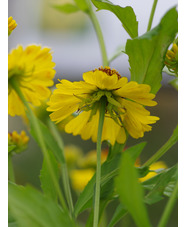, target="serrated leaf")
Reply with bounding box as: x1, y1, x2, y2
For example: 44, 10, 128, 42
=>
40, 150, 60, 201
8, 182, 76, 227
125, 7, 178, 94
91, 0, 138, 38
52, 4, 80, 14
143, 165, 178, 205
115, 152, 151, 227
108, 203, 127, 227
